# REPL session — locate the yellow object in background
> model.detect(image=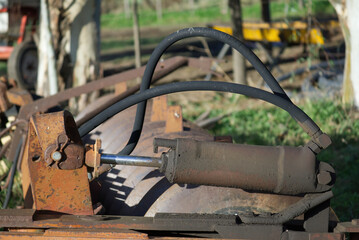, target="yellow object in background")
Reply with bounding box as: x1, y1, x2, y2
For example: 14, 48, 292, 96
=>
211, 20, 332, 45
